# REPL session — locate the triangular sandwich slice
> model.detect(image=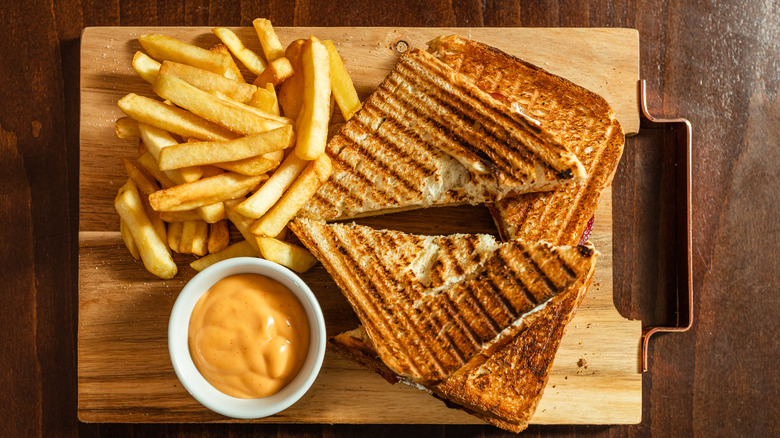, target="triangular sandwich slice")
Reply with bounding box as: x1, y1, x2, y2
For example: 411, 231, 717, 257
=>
289, 218, 598, 384
330, 263, 591, 432
298, 48, 586, 221
429, 35, 625, 245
